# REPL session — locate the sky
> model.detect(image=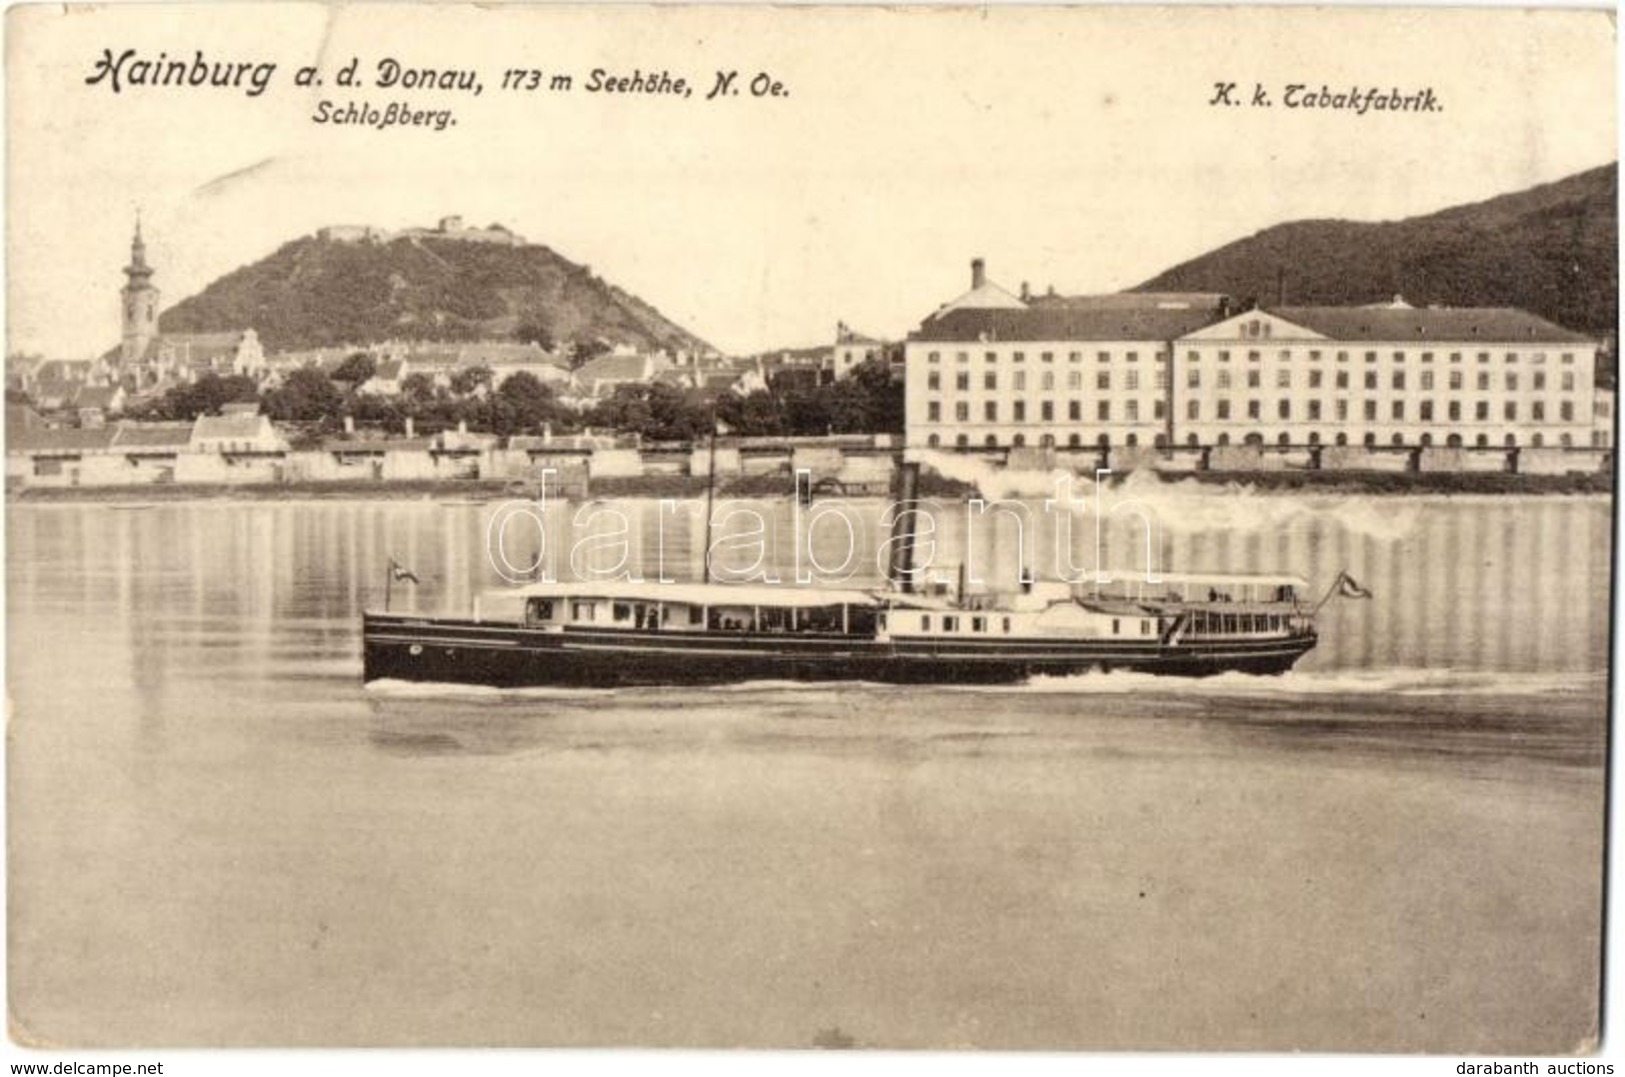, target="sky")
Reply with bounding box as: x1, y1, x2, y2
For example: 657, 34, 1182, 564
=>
6, 3, 1617, 360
